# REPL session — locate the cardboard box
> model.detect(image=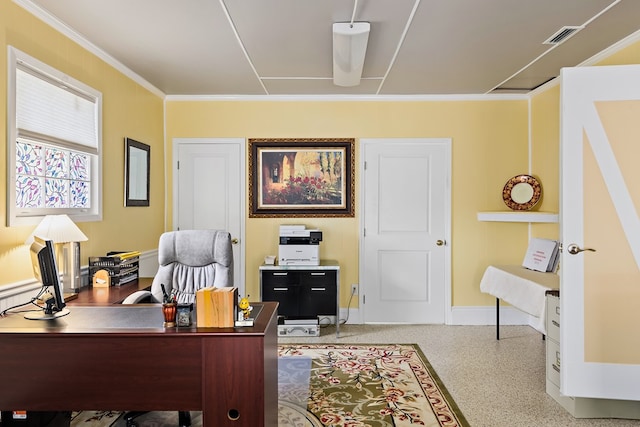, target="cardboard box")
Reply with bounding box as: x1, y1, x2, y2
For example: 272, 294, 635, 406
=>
196, 287, 238, 327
